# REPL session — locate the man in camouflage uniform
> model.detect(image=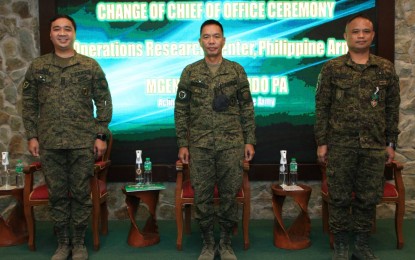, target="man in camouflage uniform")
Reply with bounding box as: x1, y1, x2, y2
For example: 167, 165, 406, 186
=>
22, 15, 112, 260
174, 20, 256, 260
315, 14, 400, 260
